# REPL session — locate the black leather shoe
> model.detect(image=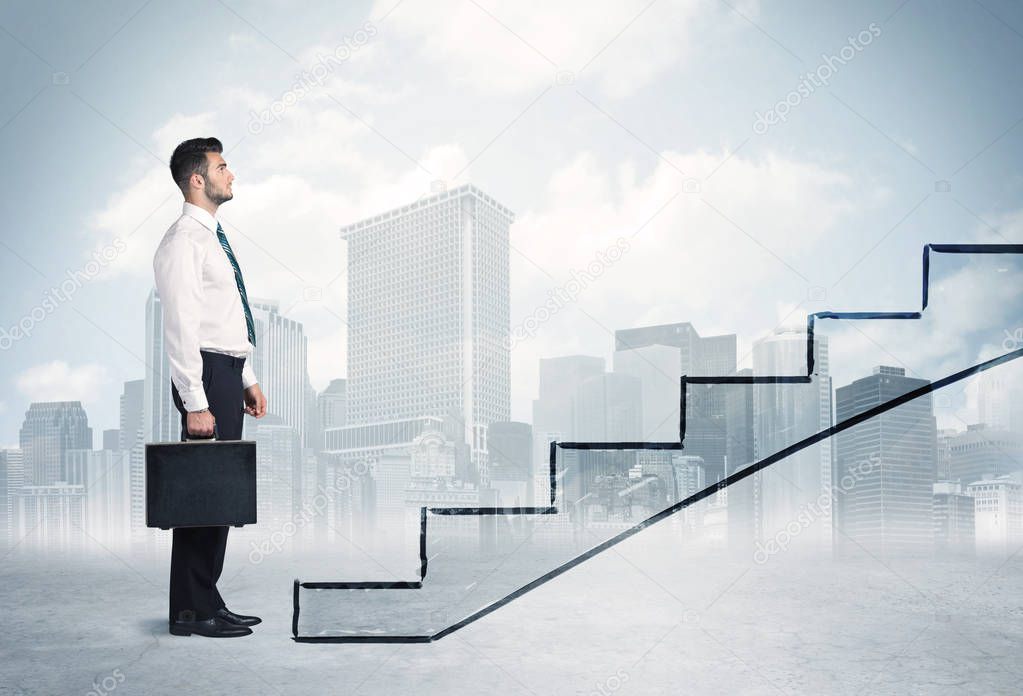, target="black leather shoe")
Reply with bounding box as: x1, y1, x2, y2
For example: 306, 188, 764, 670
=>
169, 616, 253, 638
215, 606, 262, 626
